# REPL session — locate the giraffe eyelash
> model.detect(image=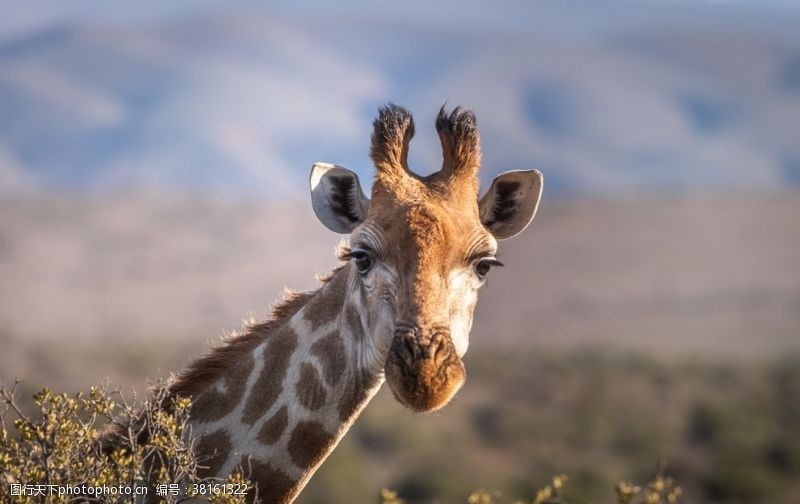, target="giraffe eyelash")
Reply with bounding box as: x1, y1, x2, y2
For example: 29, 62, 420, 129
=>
335, 238, 363, 262
467, 251, 503, 266
337, 246, 353, 262
480, 258, 504, 267
339, 246, 374, 261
